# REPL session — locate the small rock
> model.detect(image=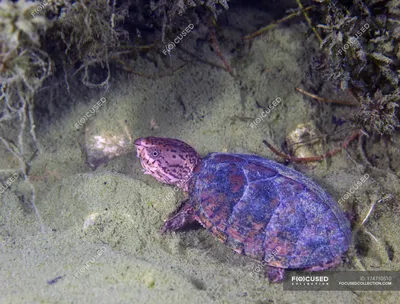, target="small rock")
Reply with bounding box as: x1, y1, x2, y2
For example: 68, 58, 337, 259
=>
82, 212, 100, 231
286, 122, 324, 168
84, 120, 134, 169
